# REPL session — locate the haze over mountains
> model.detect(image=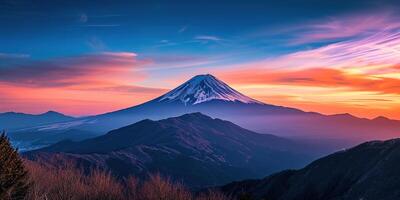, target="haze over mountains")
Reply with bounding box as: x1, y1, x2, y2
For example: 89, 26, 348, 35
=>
220, 138, 400, 200
7, 74, 400, 151
0, 111, 74, 130
26, 112, 312, 188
